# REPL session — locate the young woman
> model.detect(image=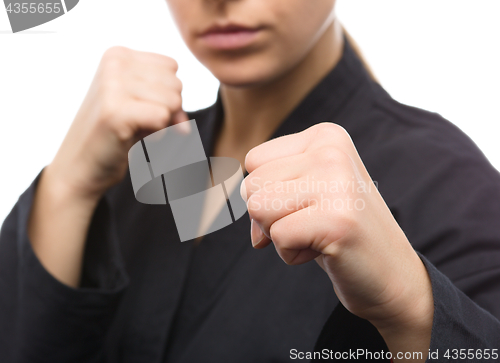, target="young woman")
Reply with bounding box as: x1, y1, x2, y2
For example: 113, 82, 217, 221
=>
1, 0, 499, 362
